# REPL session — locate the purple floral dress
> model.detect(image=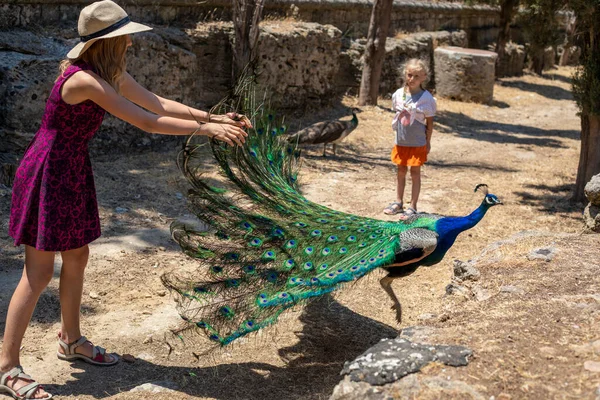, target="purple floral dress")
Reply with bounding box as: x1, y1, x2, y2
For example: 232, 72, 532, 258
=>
9, 62, 105, 251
